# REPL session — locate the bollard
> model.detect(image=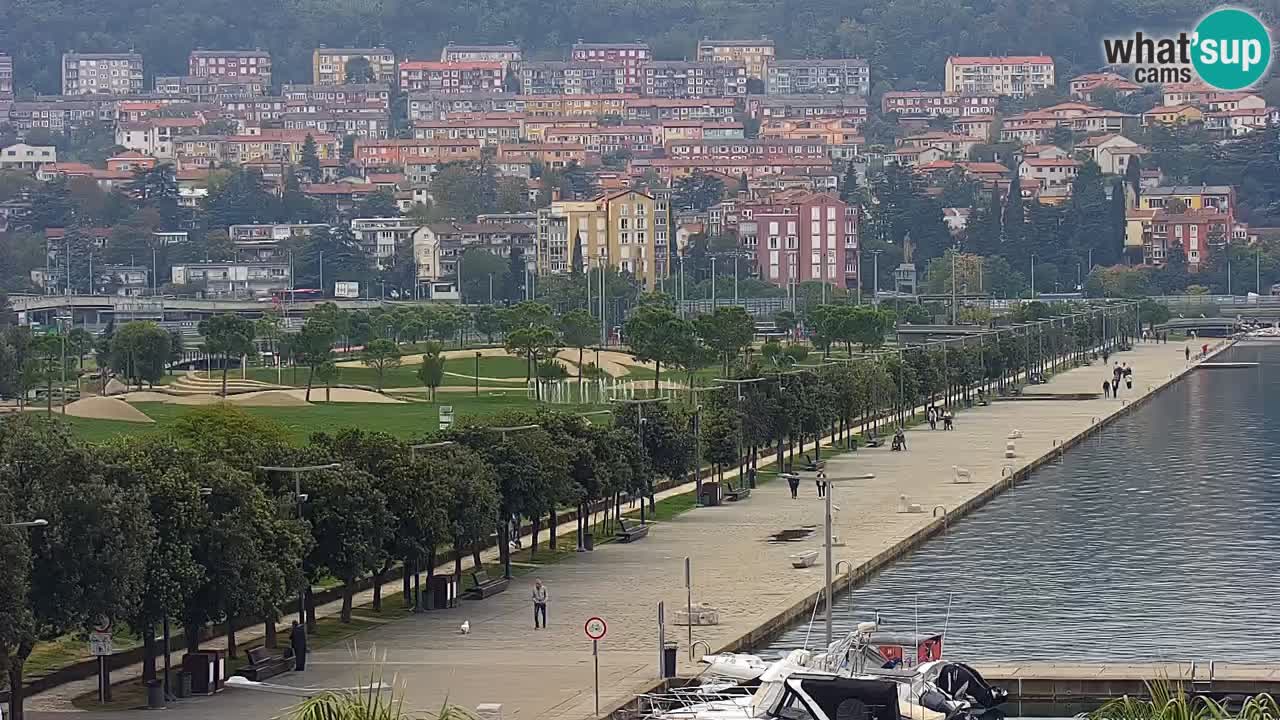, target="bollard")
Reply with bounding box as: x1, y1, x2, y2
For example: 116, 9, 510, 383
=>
1005, 441, 1016, 459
